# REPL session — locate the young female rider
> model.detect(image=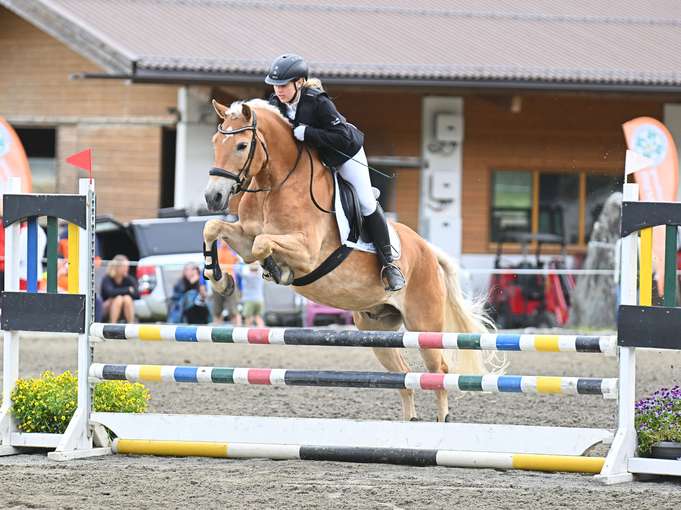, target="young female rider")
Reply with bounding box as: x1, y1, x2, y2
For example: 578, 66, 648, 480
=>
265, 54, 405, 292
